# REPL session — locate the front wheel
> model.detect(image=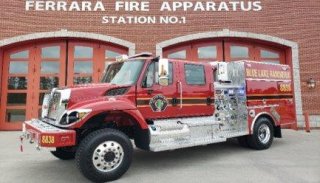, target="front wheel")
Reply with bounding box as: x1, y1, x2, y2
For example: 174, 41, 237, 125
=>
76, 128, 133, 182
247, 117, 274, 150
